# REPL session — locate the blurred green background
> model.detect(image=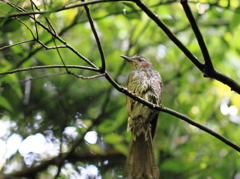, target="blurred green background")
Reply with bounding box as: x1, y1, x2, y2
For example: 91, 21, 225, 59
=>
0, 0, 240, 178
